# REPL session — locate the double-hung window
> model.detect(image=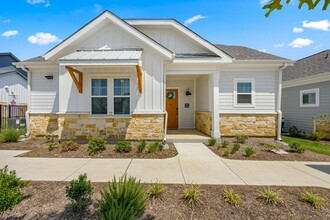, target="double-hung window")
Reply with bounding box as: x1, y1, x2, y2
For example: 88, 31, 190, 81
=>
114, 79, 130, 115
234, 78, 255, 107
300, 88, 319, 107
91, 79, 107, 115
